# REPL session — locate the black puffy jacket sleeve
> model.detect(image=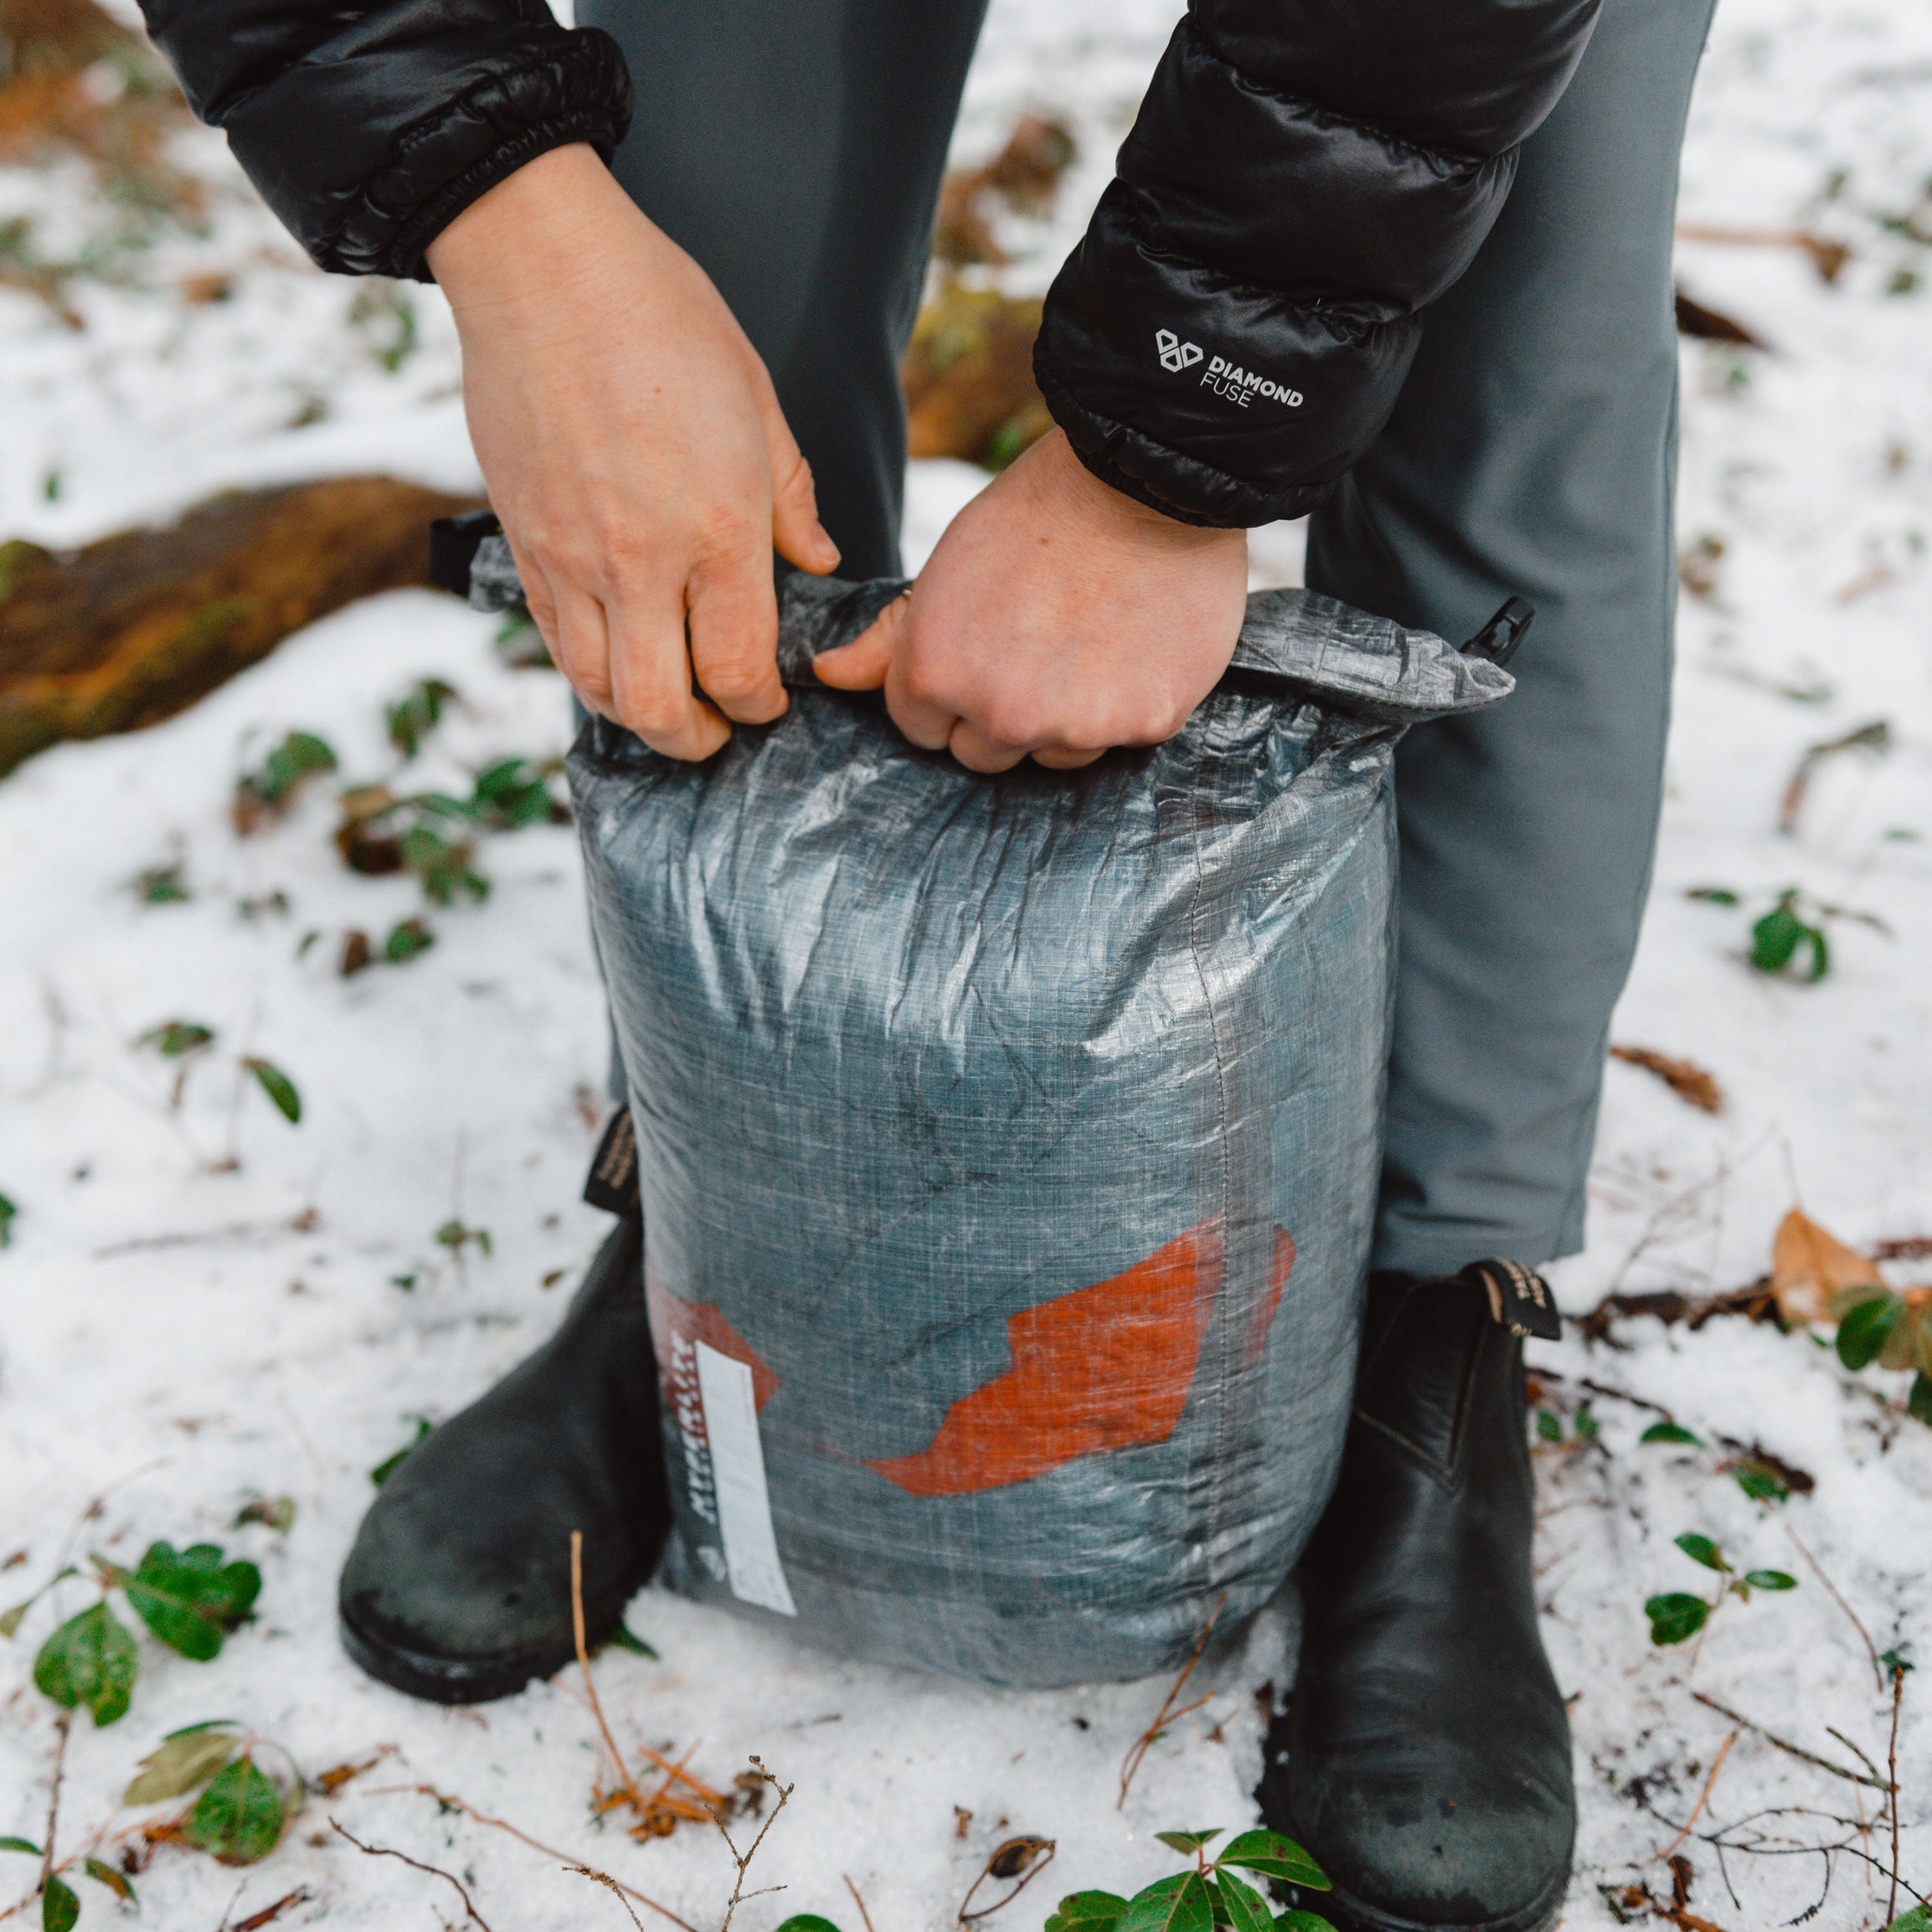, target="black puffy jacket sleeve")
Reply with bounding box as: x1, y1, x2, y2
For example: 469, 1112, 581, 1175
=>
137, 0, 630, 281
1036, 0, 1600, 526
